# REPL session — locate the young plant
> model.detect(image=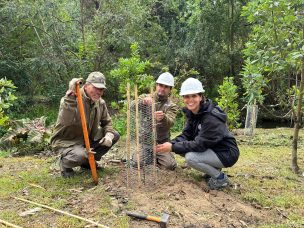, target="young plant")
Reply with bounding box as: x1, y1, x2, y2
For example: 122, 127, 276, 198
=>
216, 77, 240, 129
110, 42, 154, 97
0, 78, 17, 126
